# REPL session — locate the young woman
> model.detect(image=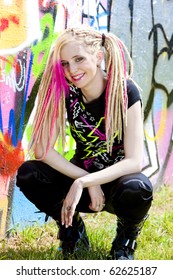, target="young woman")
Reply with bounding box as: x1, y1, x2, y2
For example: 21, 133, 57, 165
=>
16, 27, 153, 260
